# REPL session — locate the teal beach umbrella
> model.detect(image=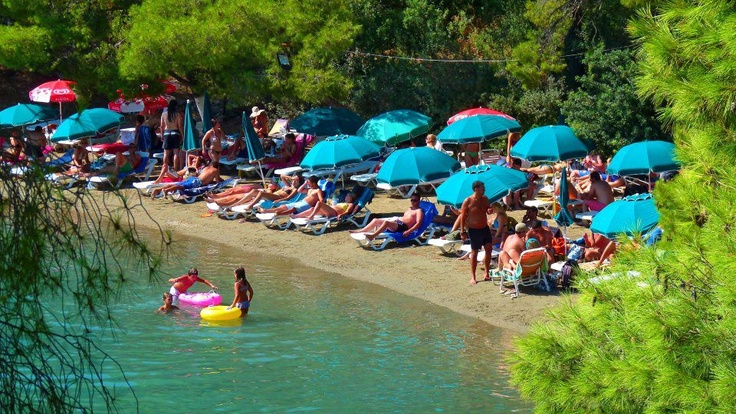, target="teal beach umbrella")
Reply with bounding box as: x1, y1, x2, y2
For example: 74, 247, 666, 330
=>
358, 109, 433, 146
554, 167, 575, 227
436, 164, 530, 208
199, 91, 213, 135
607, 141, 679, 176
376, 146, 460, 187
511, 125, 588, 162
437, 115, 521, 144
300, 135, 381, 170
0, 103, 58, 127
182, 100, 198, 151
51, 108, 123, 141
590, 194, 660, 239
242, 111, 266, 186
290, 107, 365, 136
